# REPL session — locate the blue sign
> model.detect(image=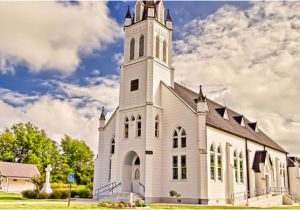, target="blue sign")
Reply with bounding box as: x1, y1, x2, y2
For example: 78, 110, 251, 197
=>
68, 173, 75, 183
